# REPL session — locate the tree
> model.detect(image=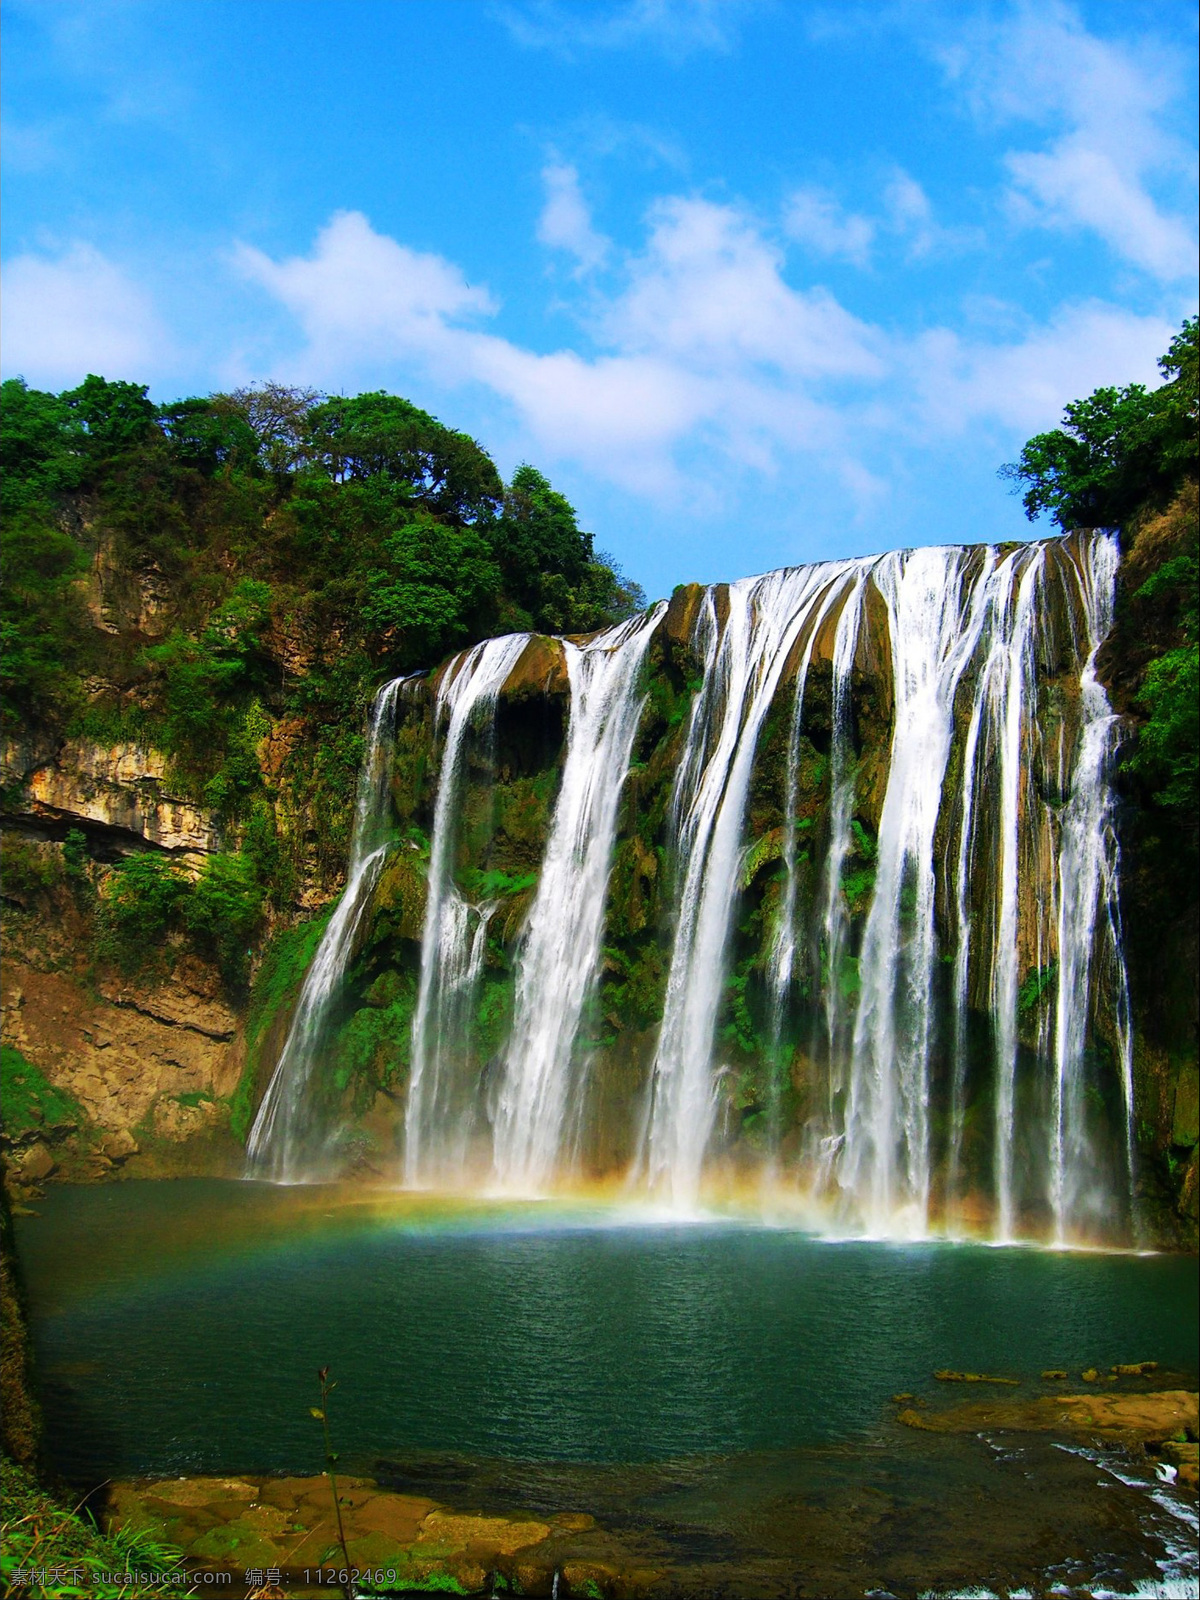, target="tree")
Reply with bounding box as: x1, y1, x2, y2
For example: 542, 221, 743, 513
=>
305, 392, 504, 524
363, 514, 500, 664
1000, 317, 1198, 533
160, 398, 260, 475
212, 383, 323, 477
0, 379, 85, 511
60, 375, 158, 460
